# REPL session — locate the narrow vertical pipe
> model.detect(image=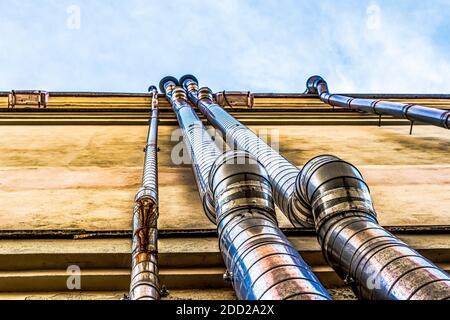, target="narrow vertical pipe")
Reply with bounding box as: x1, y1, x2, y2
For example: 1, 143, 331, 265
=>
306, 75, 450, 129
161, 76, 331, 301
129, 86, 161, 300
160, 76, 218, 223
